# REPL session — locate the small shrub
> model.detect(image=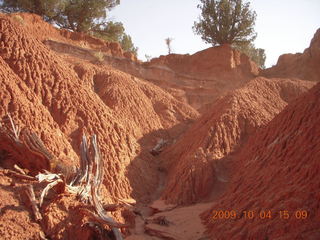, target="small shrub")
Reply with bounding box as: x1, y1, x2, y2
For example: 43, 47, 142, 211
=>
93, 51, 104, 62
